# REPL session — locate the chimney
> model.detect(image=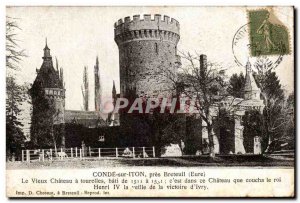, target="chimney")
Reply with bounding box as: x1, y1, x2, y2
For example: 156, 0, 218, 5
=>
200, 54, 207, 78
